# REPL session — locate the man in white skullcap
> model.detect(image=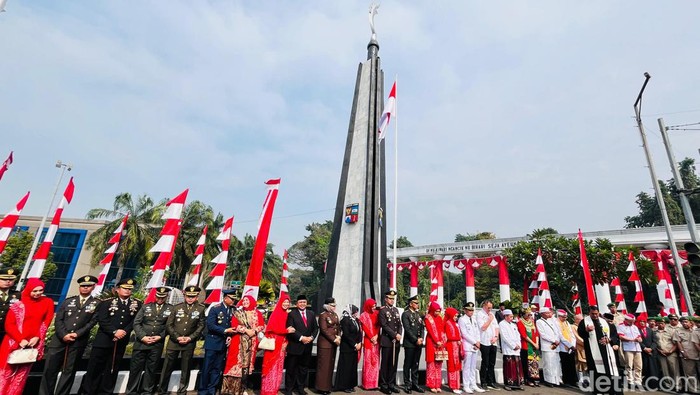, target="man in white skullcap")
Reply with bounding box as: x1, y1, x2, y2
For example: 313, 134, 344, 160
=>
536, 307, 562, 387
